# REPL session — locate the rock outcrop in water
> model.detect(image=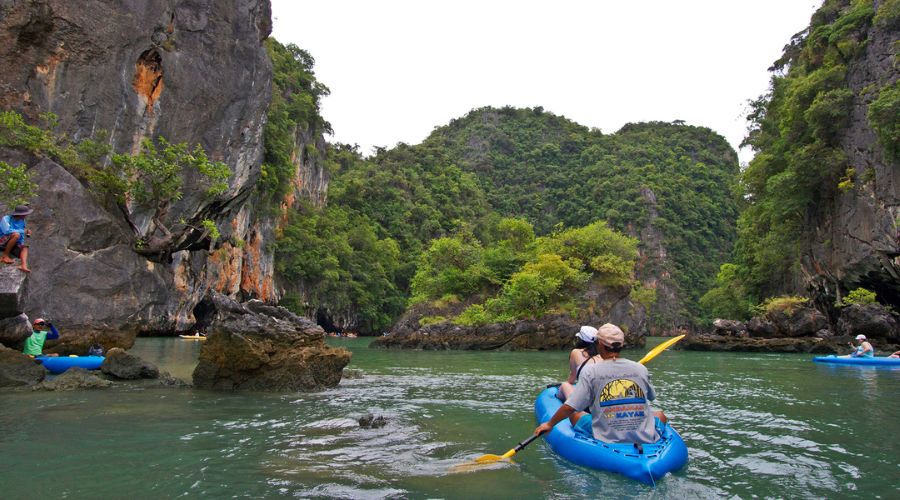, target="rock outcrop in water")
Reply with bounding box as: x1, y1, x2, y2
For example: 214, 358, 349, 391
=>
192, 294, 351, 390
686, 304, 900, 354
101, 347, 161, 380
0, 344, 46, 386
374, 283, 648, 350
